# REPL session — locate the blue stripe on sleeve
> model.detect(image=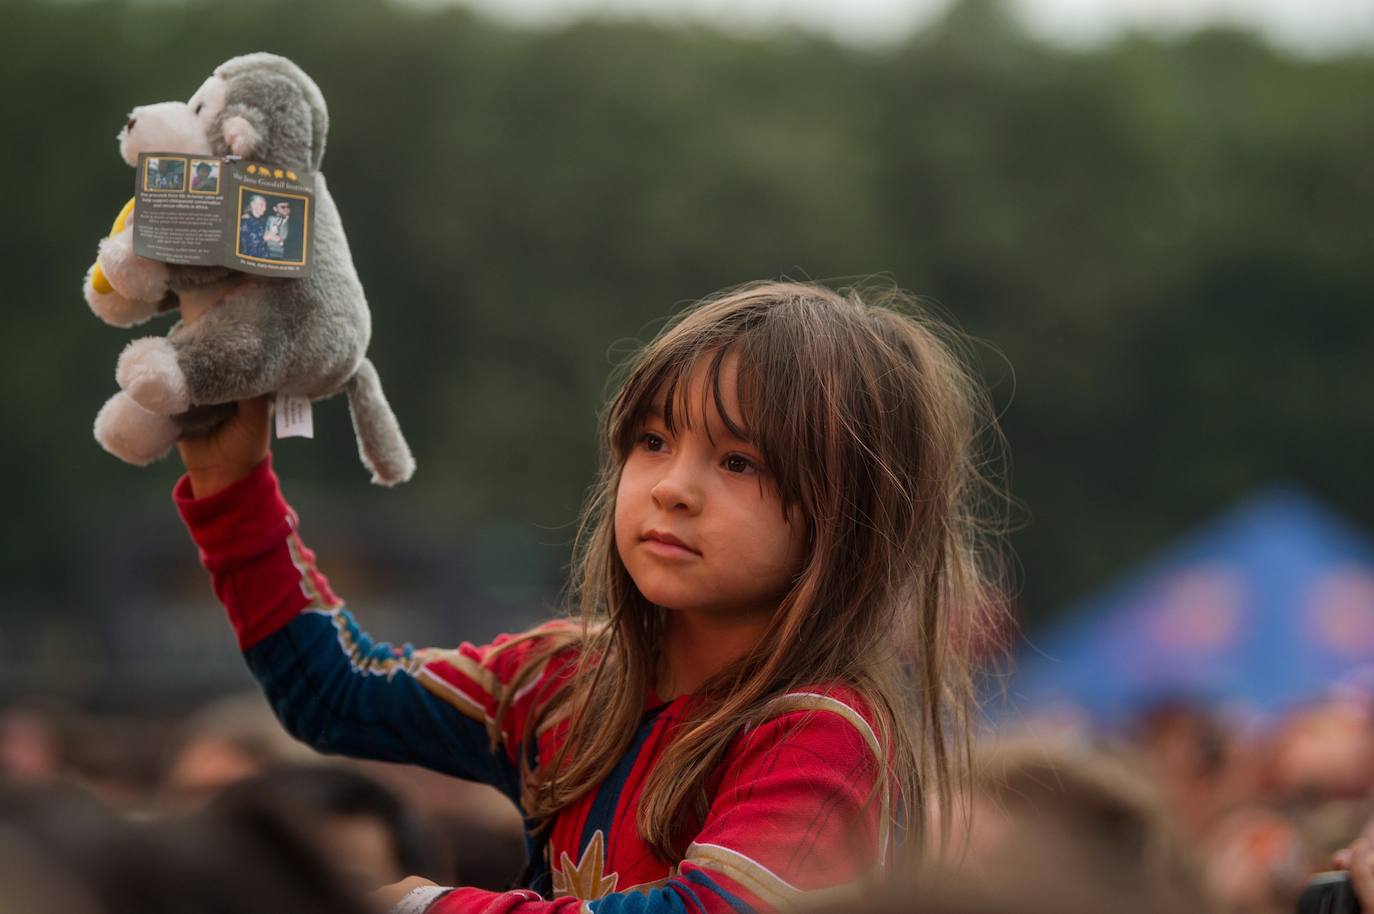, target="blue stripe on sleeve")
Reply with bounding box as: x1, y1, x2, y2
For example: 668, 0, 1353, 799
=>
683, 870, 756, 914
243, 607, 523, 803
